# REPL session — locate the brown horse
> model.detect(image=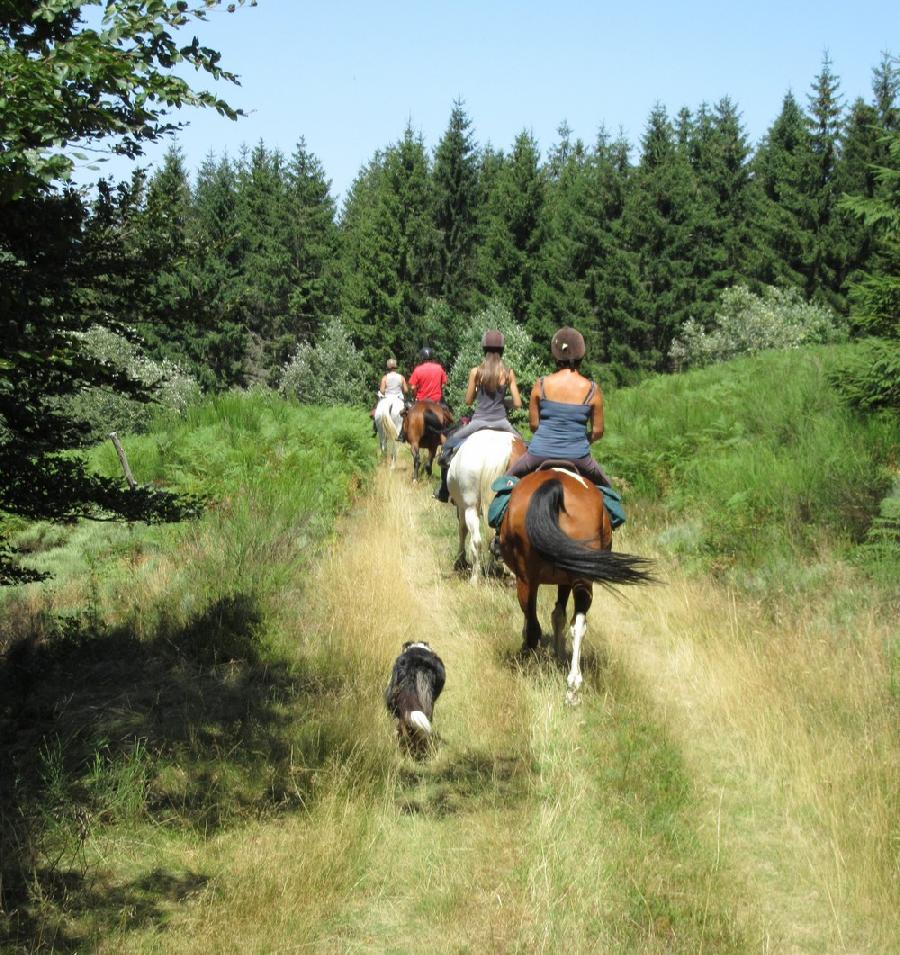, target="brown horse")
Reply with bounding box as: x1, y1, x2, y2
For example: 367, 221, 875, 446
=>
402, 400, 454, 482
497, 466, 654, 702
